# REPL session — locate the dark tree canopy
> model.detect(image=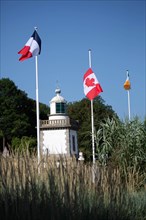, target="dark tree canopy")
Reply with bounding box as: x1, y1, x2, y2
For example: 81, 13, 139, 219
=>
0, 78, 49, 150
67, 97, 118, 160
